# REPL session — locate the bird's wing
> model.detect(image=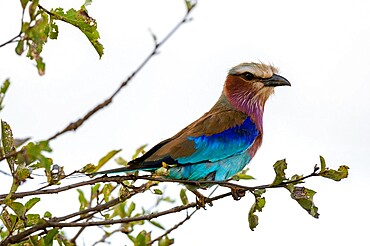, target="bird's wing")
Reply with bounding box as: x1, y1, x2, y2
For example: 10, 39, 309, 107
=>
129, 107, 259, 168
